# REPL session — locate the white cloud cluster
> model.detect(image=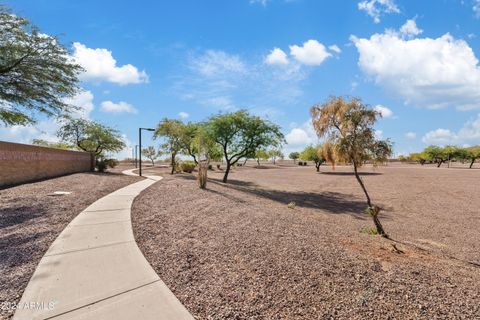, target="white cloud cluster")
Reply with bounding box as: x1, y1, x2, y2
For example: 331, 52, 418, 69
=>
422, 114, 480, 145
265, 48, 289, 65
72, 42, 149, 85
265, 40, 340, 66
178, 111, 189, 119
474, 0, 480, 18
285, 120, 318, 149
351, 23, 480, 110
190, 50, 245, 77
399, 19, 423, 37
358, 0, 400, 23
374, 105, 394, 118
63, 90, 95, 119
100, 101, 138, 114
405, 131, 416, 139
